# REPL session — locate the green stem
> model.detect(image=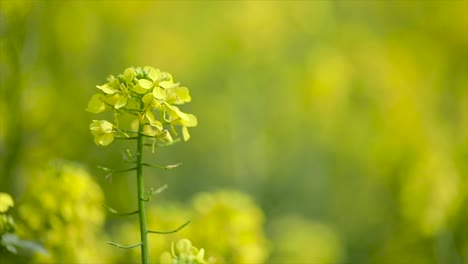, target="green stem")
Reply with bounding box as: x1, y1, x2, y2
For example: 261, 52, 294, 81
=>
136, 117, 149, 264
